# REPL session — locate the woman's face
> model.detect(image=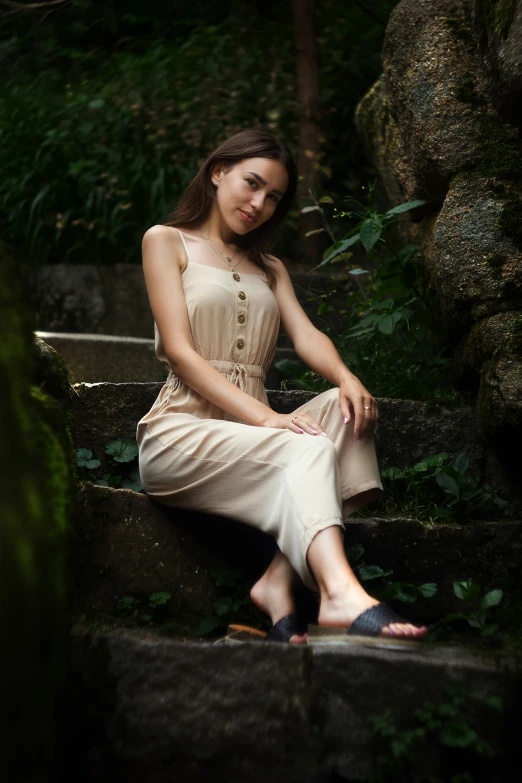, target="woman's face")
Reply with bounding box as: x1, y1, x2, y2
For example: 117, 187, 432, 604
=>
211, 157, 289, 235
